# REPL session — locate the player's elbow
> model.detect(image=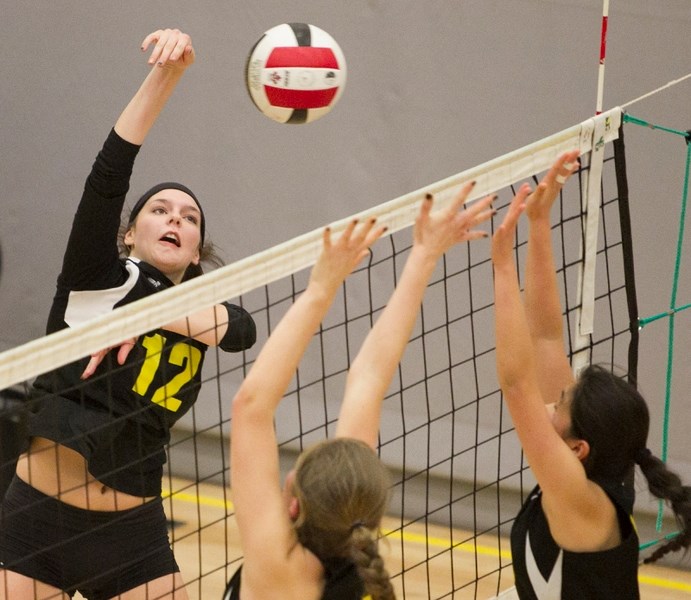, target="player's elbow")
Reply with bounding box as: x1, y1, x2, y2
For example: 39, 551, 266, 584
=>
231, 387, 255, 422
219, 303, 257, 352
